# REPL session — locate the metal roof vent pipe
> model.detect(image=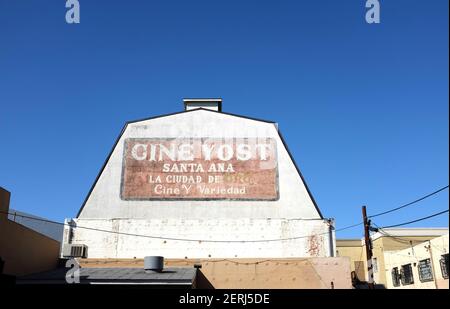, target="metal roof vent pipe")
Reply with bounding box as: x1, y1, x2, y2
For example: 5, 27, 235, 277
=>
144, 256, 164, 273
